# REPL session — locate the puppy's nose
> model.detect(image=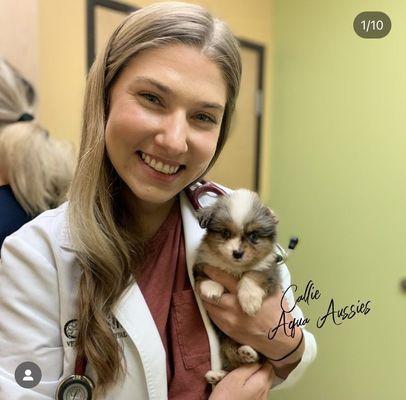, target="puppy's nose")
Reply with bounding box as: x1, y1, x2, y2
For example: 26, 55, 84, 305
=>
232, 250, 244, 259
